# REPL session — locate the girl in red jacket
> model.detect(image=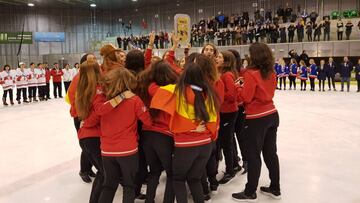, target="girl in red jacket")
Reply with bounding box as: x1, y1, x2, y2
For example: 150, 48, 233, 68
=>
75, 61, 104, 203
232, 43, 281, 202
137, 60, 178, 203
216, 51, 241, 185
201, 43, 219, 63
151, 62, 220, 203
187, 53, 224, 198
228, 49, 248, 175
94, 68, 152, 203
